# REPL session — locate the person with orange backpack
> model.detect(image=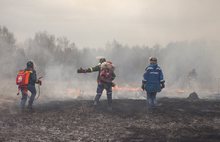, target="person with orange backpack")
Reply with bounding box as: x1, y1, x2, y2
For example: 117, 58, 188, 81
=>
16, 61, 42, 110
